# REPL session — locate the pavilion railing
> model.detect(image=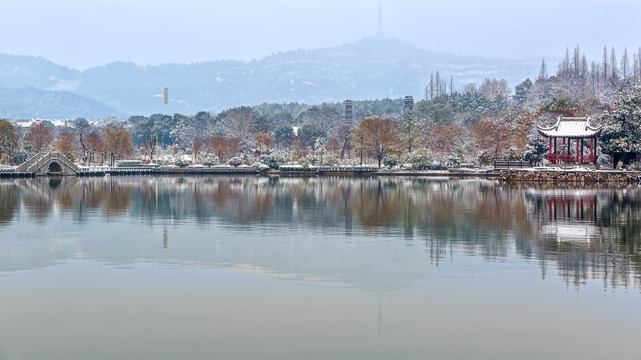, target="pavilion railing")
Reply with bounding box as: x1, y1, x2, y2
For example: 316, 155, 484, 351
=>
547, 154, 597, 164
